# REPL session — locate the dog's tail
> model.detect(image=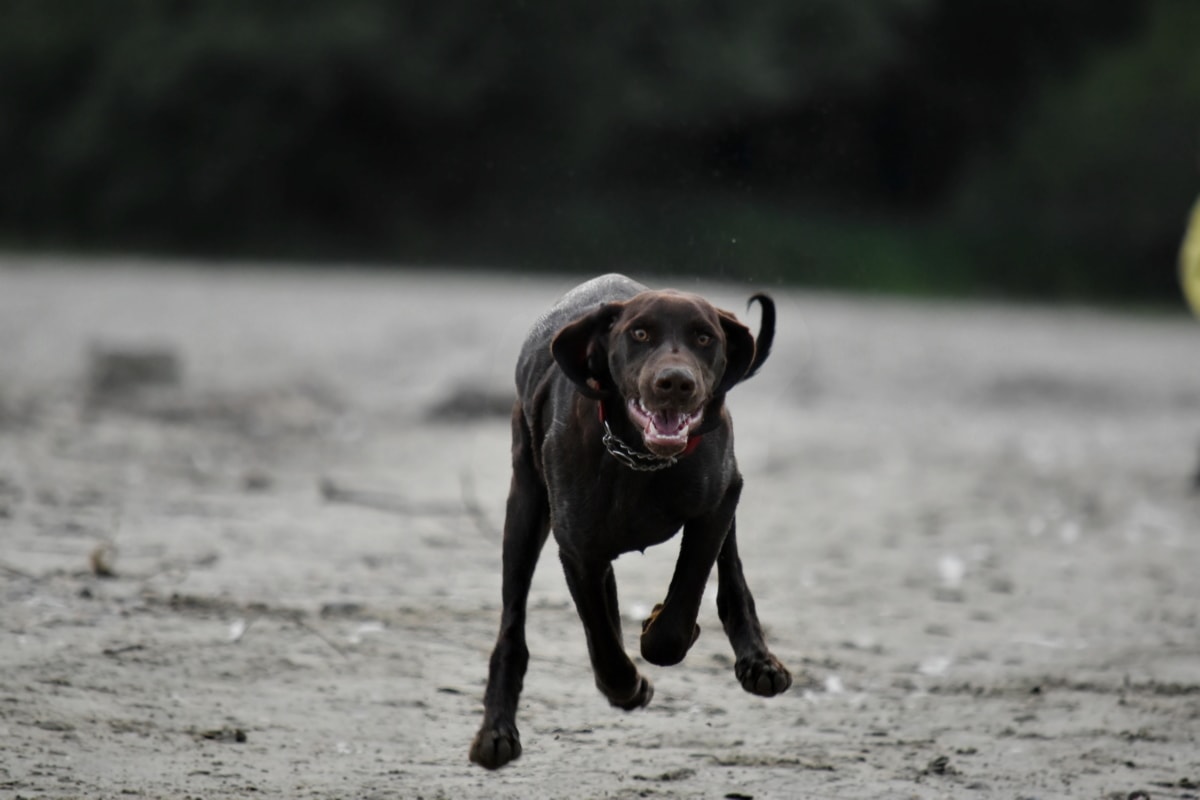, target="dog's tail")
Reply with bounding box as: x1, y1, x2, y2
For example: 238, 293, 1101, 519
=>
743, 293, 775, 380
